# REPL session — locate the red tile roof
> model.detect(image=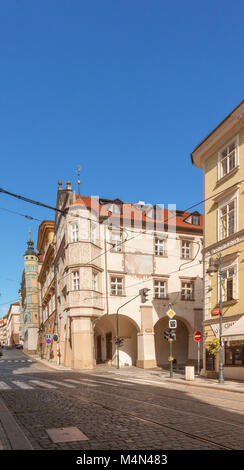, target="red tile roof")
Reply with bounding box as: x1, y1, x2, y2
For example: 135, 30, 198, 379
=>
73, 195, 203, 232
